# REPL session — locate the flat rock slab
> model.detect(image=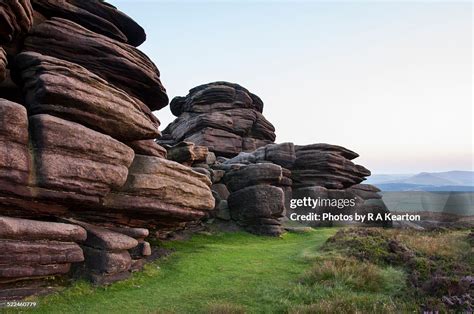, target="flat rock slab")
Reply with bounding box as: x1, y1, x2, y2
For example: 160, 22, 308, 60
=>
0, 240, 84, 264
0, 263, 71, 278
66, 219, 137, 251
106, 226, 149, 240
0, 216, 86, 241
